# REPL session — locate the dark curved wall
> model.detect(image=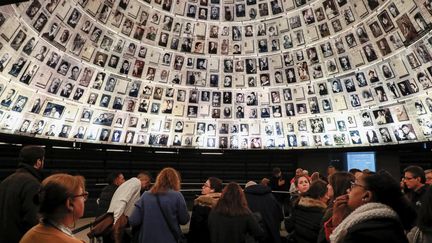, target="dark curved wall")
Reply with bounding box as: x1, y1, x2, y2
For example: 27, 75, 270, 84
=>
1, 134, 432, 216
